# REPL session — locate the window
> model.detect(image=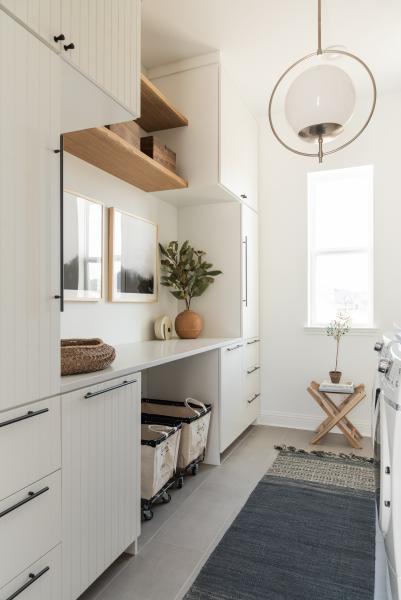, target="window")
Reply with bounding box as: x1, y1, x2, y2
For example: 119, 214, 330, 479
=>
308, 165, 374, 327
